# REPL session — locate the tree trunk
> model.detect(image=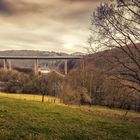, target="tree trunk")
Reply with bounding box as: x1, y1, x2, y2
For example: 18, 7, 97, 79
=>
122, 110, 129, 120
42, 94, 45, 103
